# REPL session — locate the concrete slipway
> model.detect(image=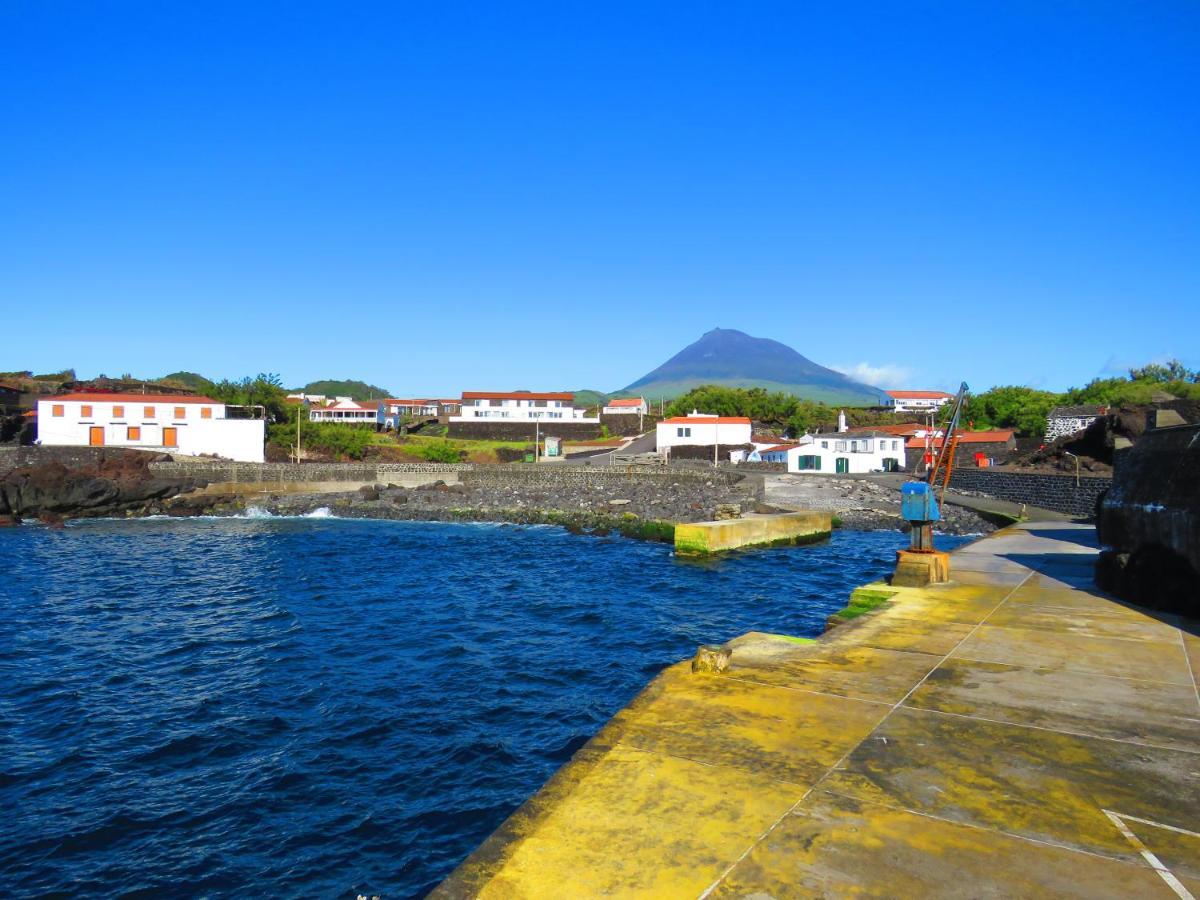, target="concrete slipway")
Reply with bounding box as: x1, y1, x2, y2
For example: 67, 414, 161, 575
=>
433, 523, 1200, 898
